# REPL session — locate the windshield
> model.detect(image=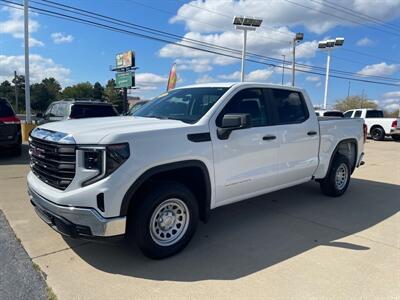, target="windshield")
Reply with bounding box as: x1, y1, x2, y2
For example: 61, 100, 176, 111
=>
133, 87, 229, 123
